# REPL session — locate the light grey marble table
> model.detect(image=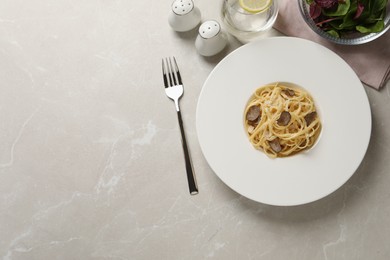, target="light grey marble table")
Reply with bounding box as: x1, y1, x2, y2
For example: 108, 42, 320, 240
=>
1, 0, 389, 259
